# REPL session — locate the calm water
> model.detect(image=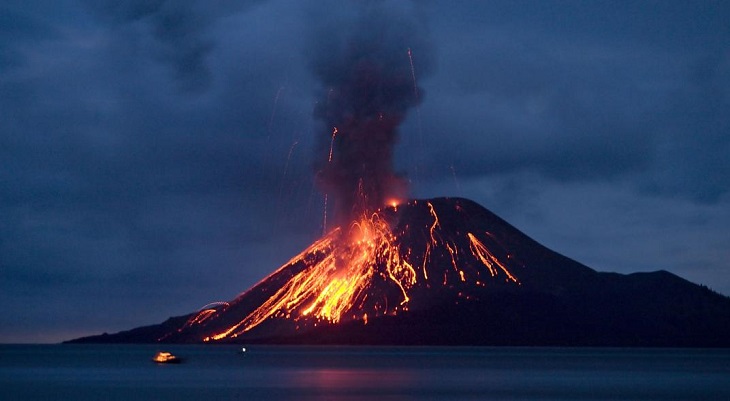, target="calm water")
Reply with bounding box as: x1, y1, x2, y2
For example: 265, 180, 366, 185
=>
1, 345, 729, 400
